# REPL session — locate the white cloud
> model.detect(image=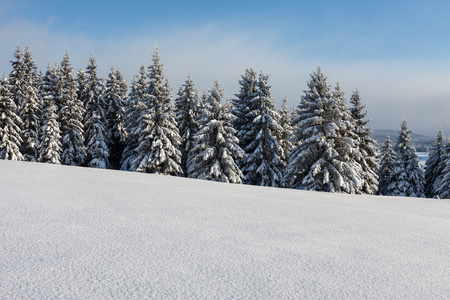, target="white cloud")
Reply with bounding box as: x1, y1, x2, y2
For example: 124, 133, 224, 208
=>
1, 20, 449, 136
